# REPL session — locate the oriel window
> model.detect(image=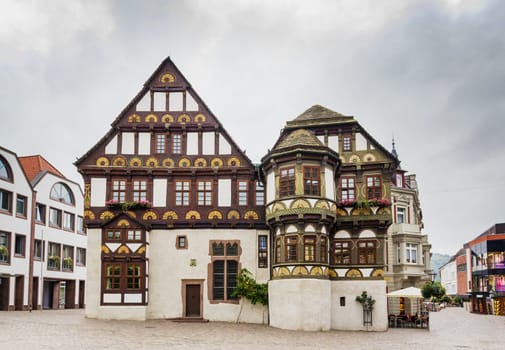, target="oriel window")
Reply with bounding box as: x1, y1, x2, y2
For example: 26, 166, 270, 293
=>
303, 166, 320, 196
279, 167, 295, 197
366, 176, 381, 199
